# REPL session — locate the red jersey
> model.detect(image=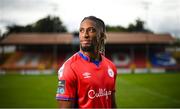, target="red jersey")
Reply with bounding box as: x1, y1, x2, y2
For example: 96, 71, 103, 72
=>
56, 52, 117, 108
